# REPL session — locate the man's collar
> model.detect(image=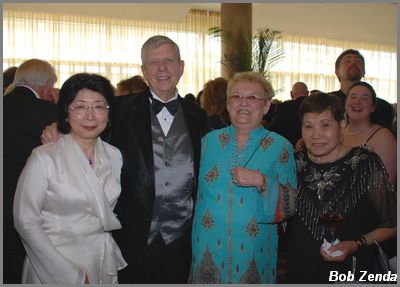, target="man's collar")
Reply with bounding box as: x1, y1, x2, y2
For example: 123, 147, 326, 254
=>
16, 84, 41, 99
149, 89, 179, 103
